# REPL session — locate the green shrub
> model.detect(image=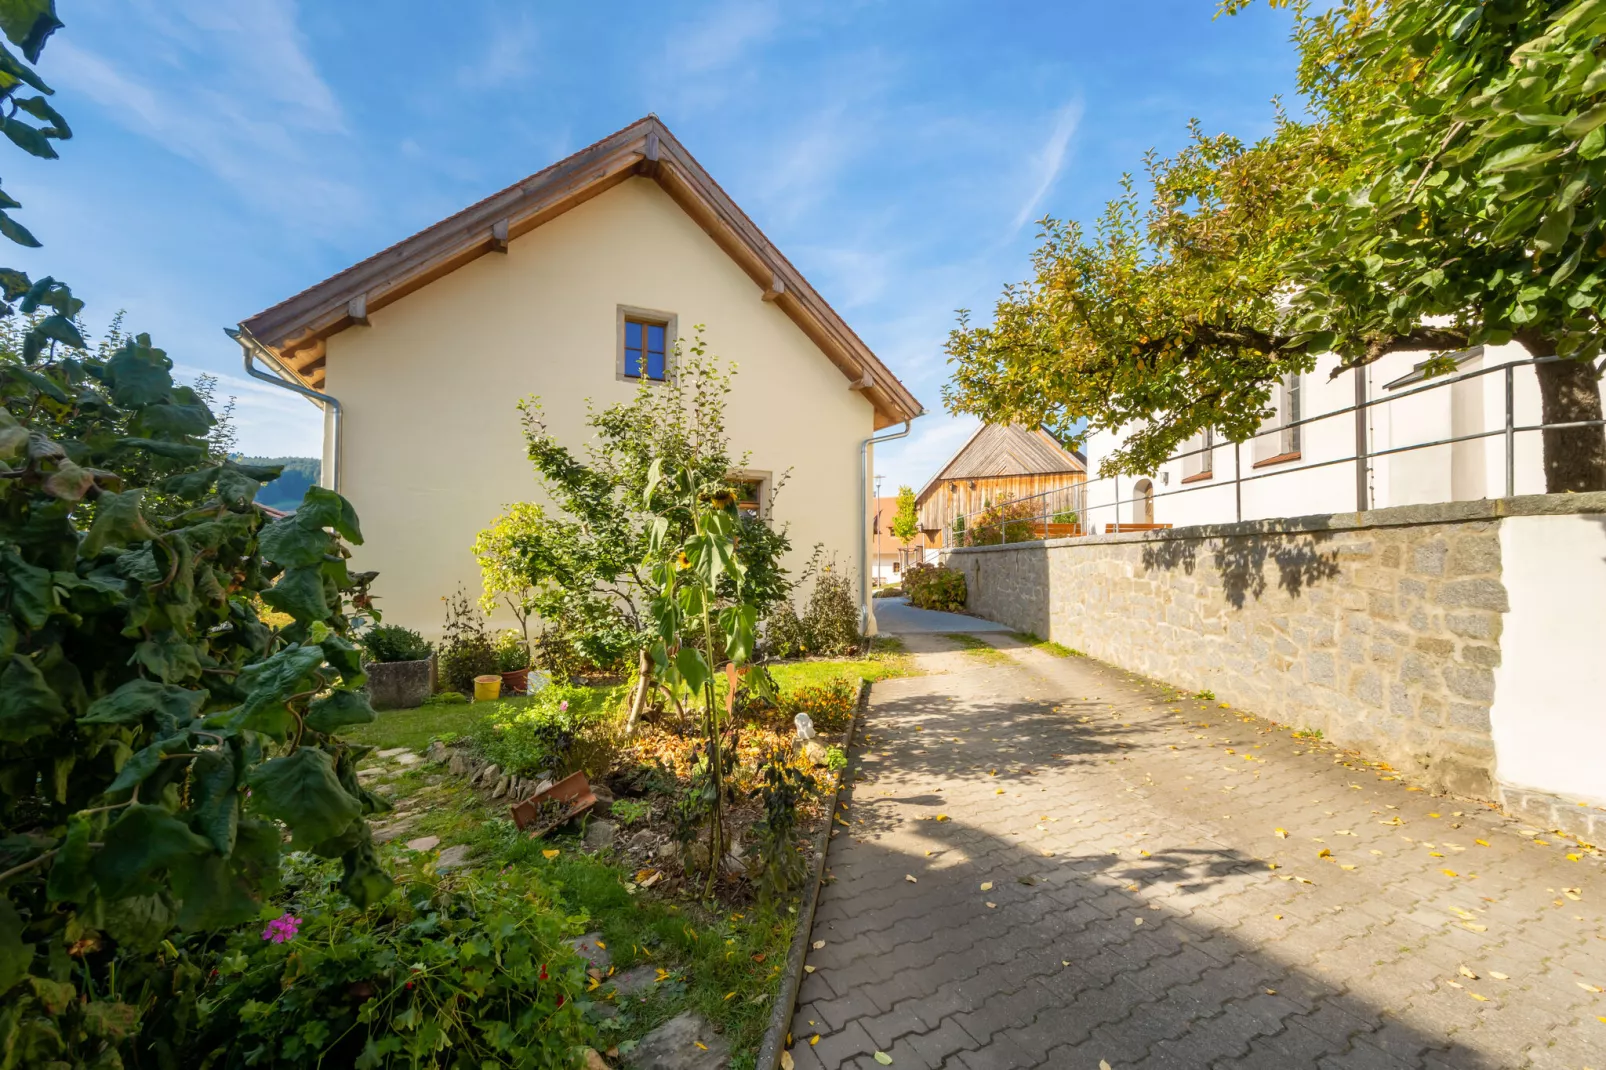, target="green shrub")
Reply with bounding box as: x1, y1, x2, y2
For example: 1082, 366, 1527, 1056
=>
749, 746, 811, 904
190, 863, 590, 1068
495, 629, 531, 673
361, 623, 433, 664
473, 687, 623, 778
609, 798, 651, 826
763, 599, 809, 659
426, 691, 469, 706
799, 566, 861, 657
438, 586, 498, 693
905, 563, 967, 612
